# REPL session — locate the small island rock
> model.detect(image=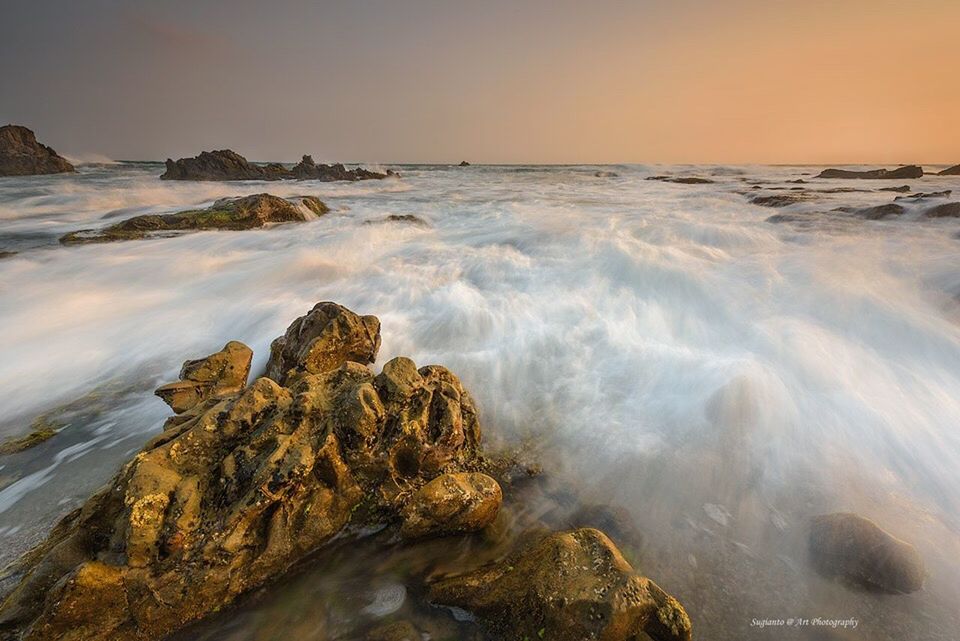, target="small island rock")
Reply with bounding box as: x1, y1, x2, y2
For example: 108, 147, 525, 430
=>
0, 125, 75, 176
815, 166, 923, 180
